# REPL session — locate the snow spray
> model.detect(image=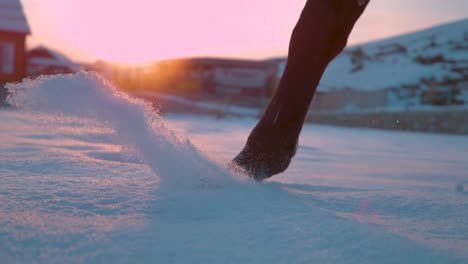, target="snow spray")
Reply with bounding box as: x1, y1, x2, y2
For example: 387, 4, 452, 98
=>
7, 72, 235, 189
